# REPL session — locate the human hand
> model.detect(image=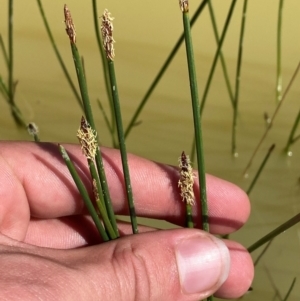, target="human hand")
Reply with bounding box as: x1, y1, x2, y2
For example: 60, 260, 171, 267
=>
0, 141, 253, 300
